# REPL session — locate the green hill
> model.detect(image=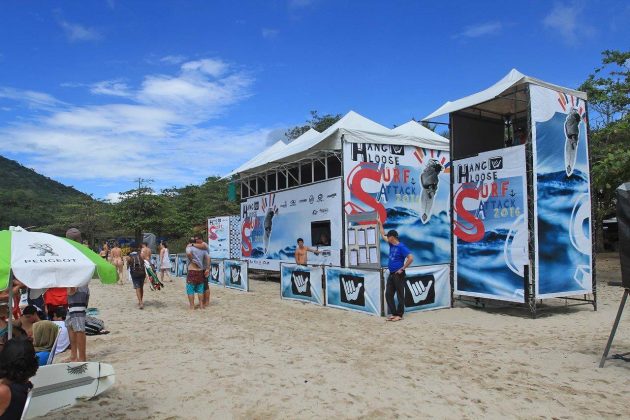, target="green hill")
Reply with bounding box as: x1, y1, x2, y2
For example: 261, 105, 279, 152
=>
0, 155, 90, 231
